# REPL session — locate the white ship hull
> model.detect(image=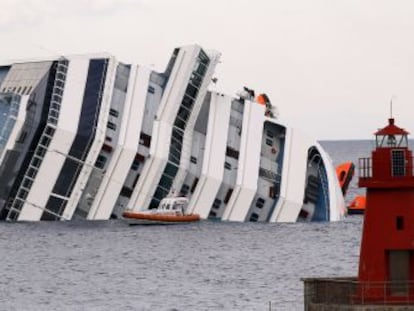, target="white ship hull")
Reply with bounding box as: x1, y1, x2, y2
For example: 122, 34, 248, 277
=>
0, 45, 345, 222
